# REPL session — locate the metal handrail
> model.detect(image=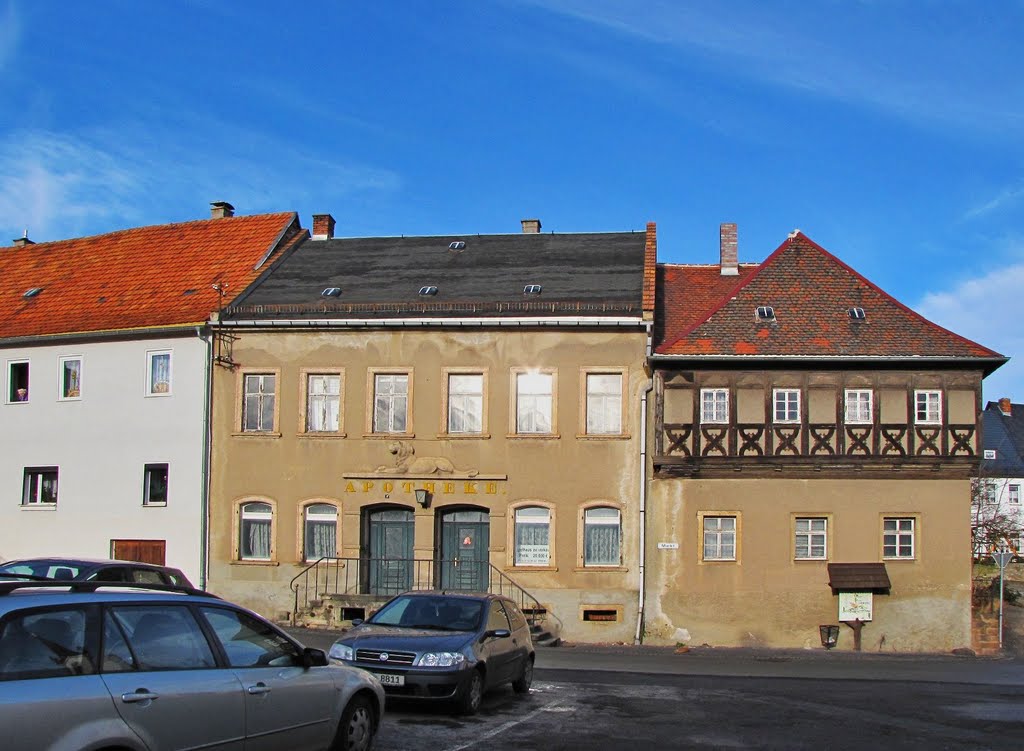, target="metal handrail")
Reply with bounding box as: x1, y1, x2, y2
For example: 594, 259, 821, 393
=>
290, 557, 556, 629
